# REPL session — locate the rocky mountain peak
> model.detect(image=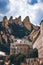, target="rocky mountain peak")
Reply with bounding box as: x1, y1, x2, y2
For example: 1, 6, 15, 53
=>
13, 16, 22, 25
2, 16, 9, 27
17, 16, 22, 25
23, 16, 30, 23
3, 16, 7, 21
9, 16, 13, 23
18, 16, 21, 21
23, 16, 32, 30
